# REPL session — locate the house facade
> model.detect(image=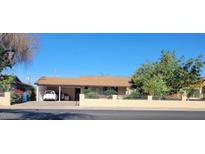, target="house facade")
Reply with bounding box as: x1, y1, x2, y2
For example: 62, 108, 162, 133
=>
0, 75, 34, 94
35, 76, 205, 102
0, 75, 35, 105
35, 76, 132, 101
191, 77, 205, 99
